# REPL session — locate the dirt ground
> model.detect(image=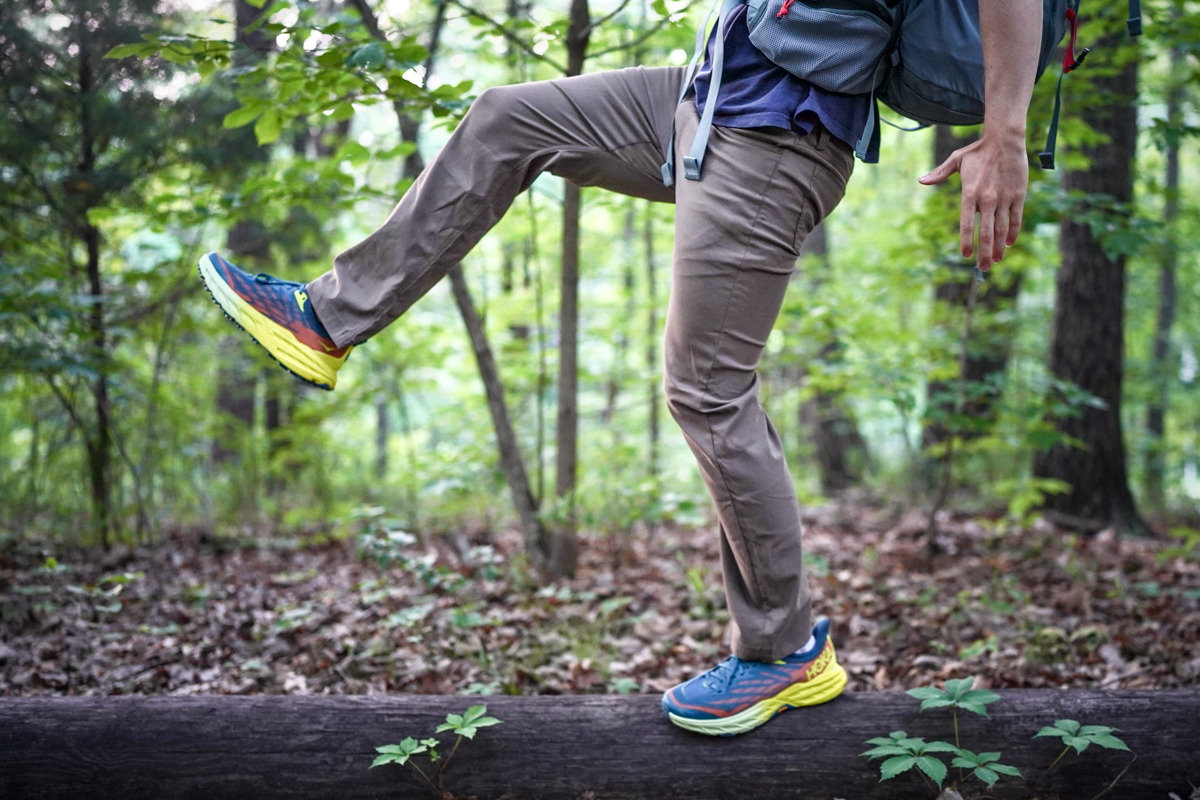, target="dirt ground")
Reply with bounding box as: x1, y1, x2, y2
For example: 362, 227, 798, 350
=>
2, 504, 1198, 698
